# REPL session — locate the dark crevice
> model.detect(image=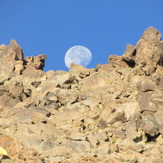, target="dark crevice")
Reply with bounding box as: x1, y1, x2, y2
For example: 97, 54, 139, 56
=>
133, 135, 143, 143
158, 53, 163, 66
123, 60, 136, 68
145, 133, 160, 142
